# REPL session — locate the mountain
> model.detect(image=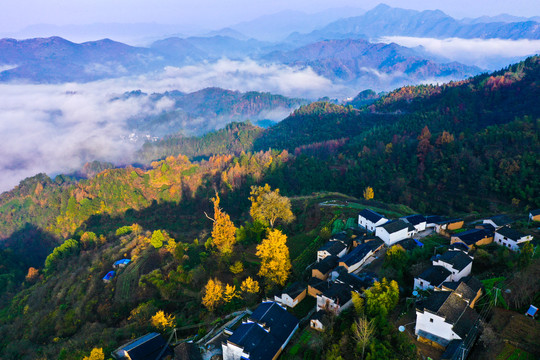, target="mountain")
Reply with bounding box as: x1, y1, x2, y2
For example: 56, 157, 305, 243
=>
461, 14, 540, 24
230, 7, 365, 41
0, 37, 167, 83
313, 4, 540, 40
126, 87, 307, 138
262, 39, 481, 87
